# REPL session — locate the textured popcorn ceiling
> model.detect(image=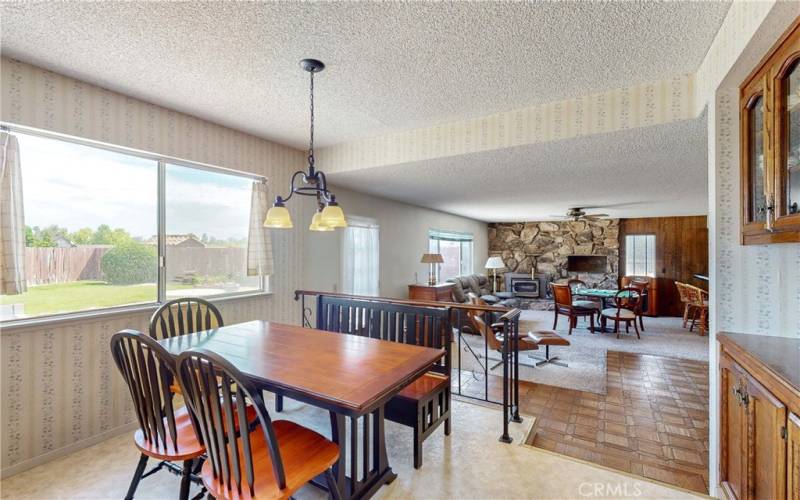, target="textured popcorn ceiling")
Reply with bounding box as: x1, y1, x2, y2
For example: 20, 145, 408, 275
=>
0, 1, 729, 149
328, 117, 709, 221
